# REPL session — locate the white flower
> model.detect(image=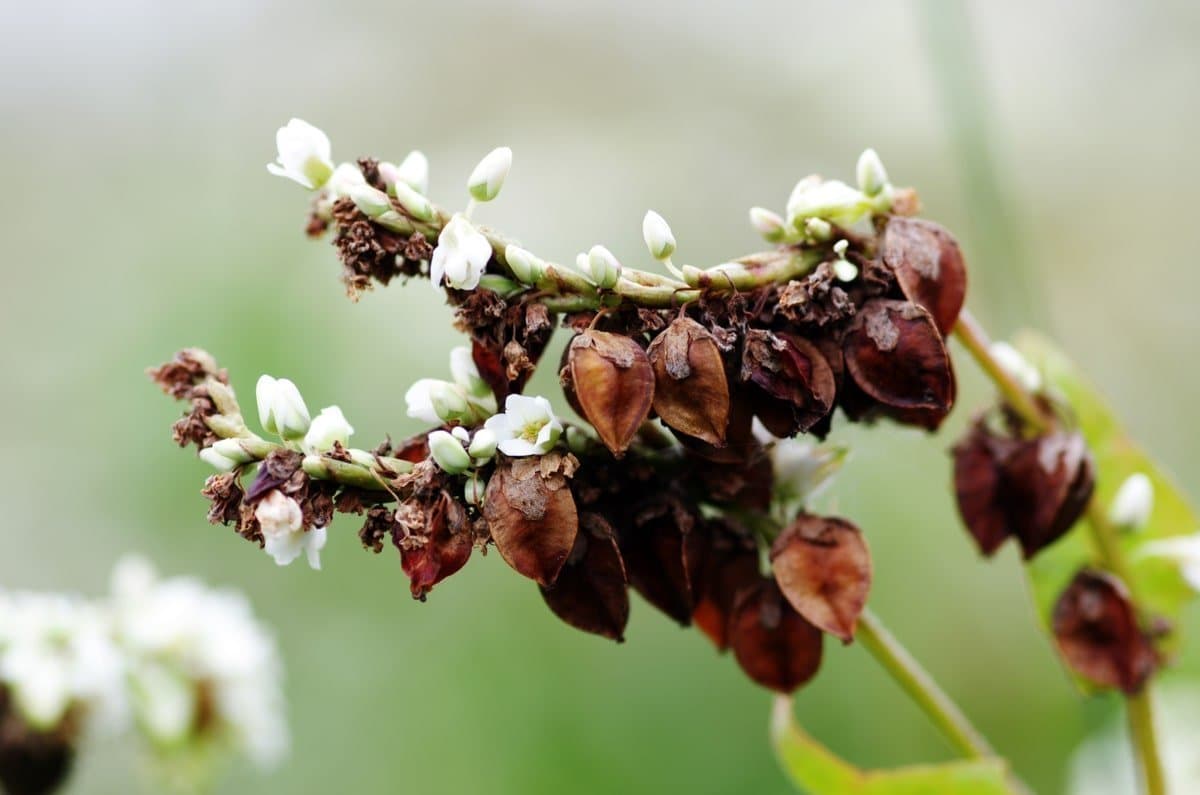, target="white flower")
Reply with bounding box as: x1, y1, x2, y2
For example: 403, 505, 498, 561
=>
380, 150, 429, 195
304, 406, 354, 453
989, 342, 1042, 392
1109, 473, 1154, 530
483, 394, 562, 457
428, 430, 471, 474
255, 490, 326, 569
110, 556, 289, 769
855, 148, 890, 197
587, 245, 621, 289
467, 146, 512, 202
324, 162, 367, 199
405, 378, 447, 425
757, 427, 848, 508
641, 210, 676, 261
785, 177, 872, 228
266, 118, 334, 190
449, 346, 490, 398
258, 377, 311, 441
1138, 532, 1200, 591
430, 214, 491, 290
